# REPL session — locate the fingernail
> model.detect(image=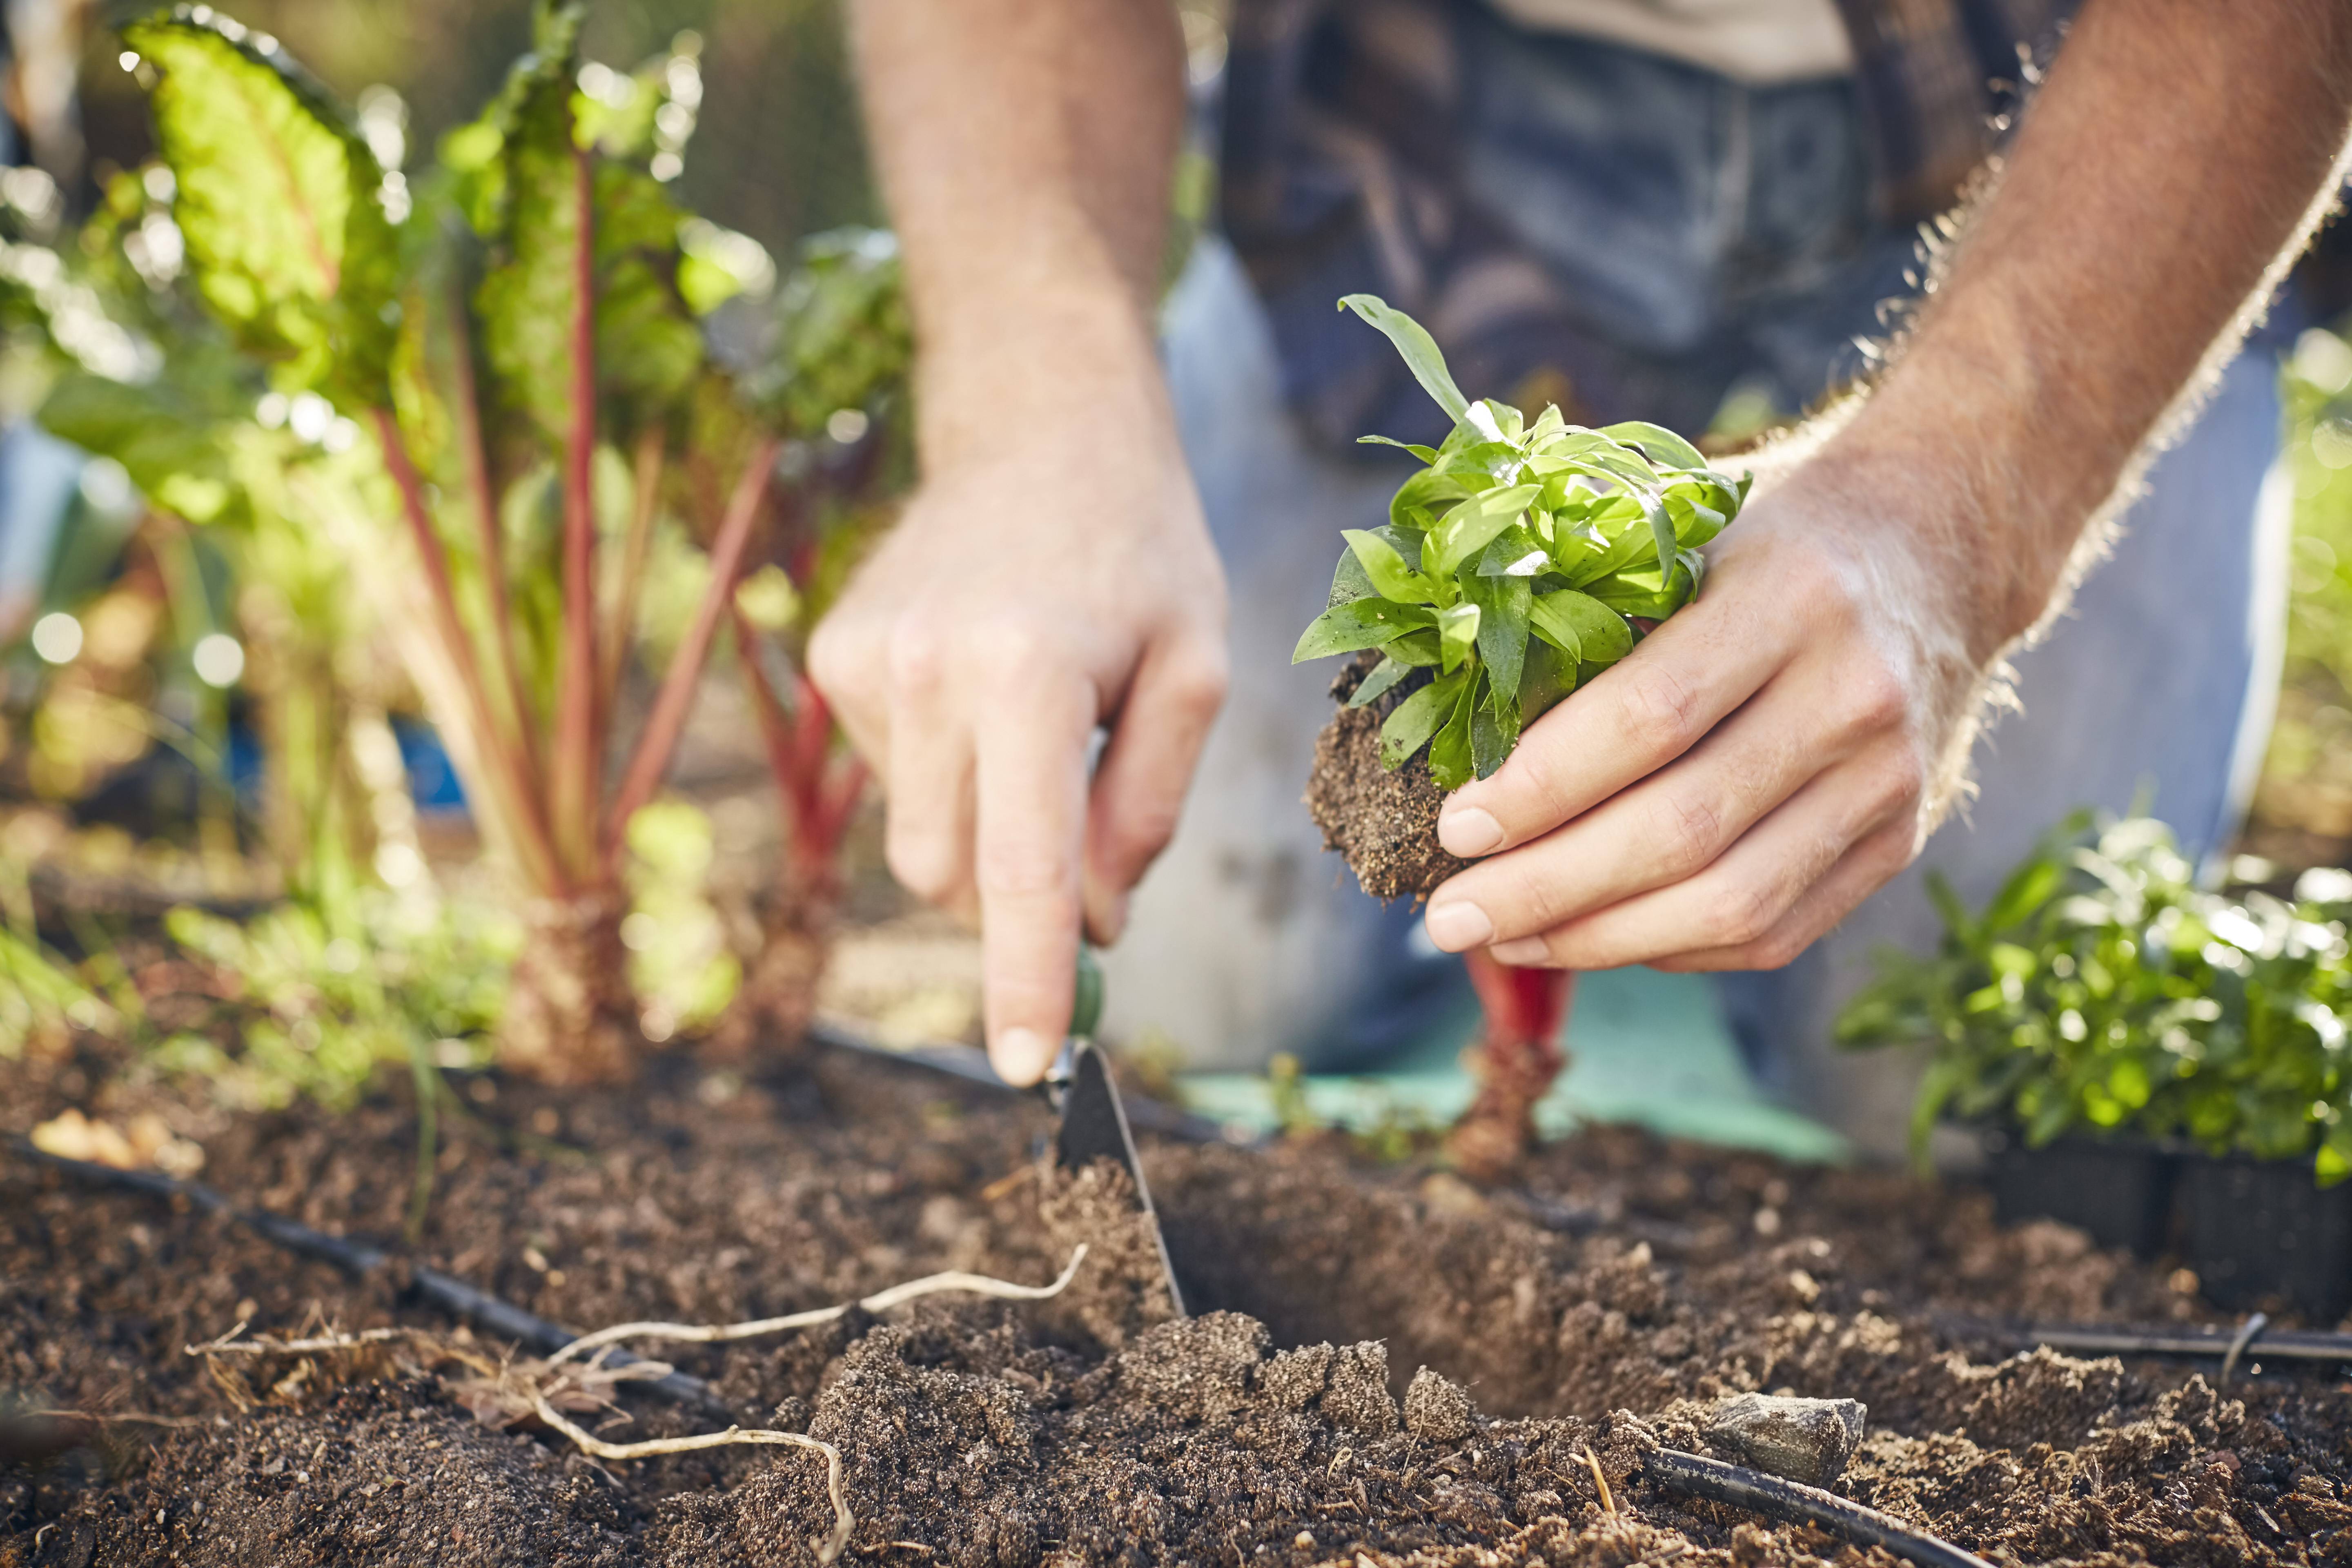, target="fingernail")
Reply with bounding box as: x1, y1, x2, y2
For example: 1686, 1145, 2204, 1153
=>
1424, 900, 1494, 952
1439, 806, 1504, 857
993, 1026, 1056, 1087
1489, 937, 1549, 965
